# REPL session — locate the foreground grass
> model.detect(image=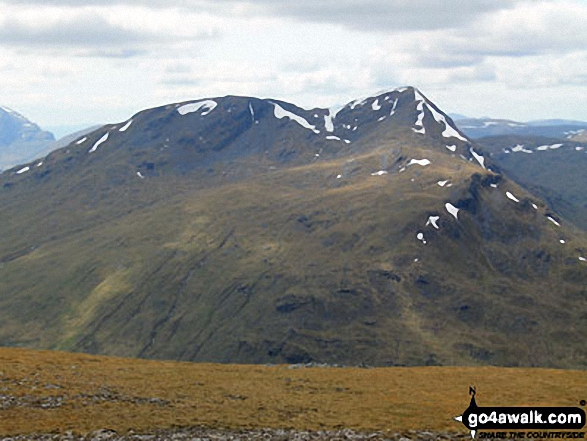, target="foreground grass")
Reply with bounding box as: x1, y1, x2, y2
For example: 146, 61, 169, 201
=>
0, 348, 585, 436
